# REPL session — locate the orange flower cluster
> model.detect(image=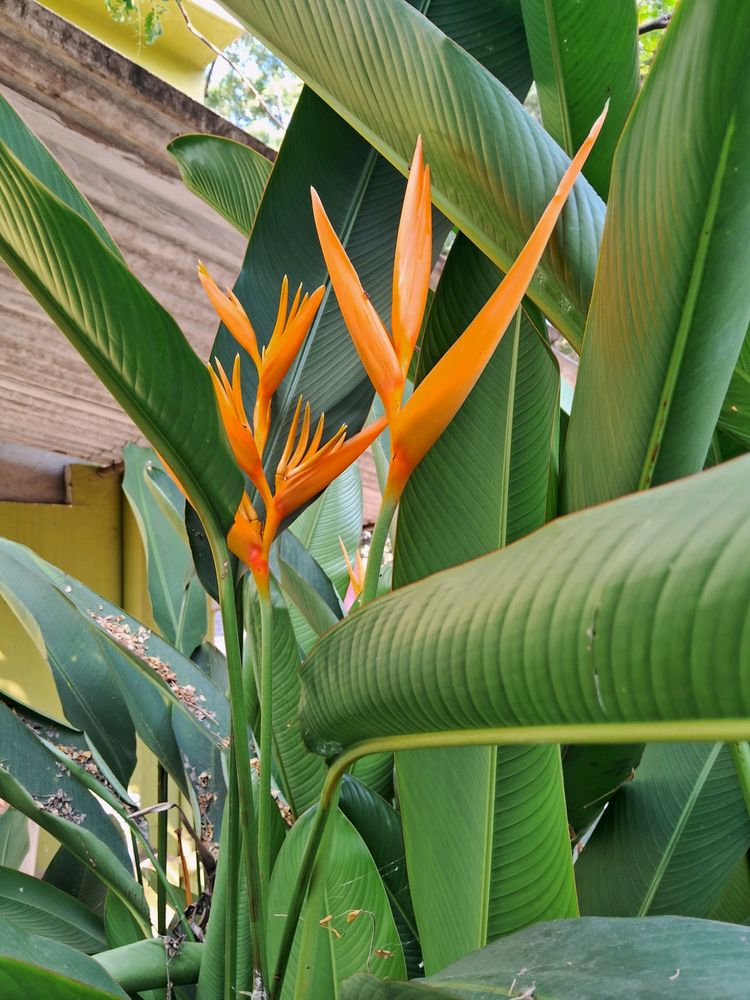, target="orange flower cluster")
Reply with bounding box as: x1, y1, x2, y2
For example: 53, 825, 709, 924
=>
202, 107, 605, 587
200, 266, 385, 589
